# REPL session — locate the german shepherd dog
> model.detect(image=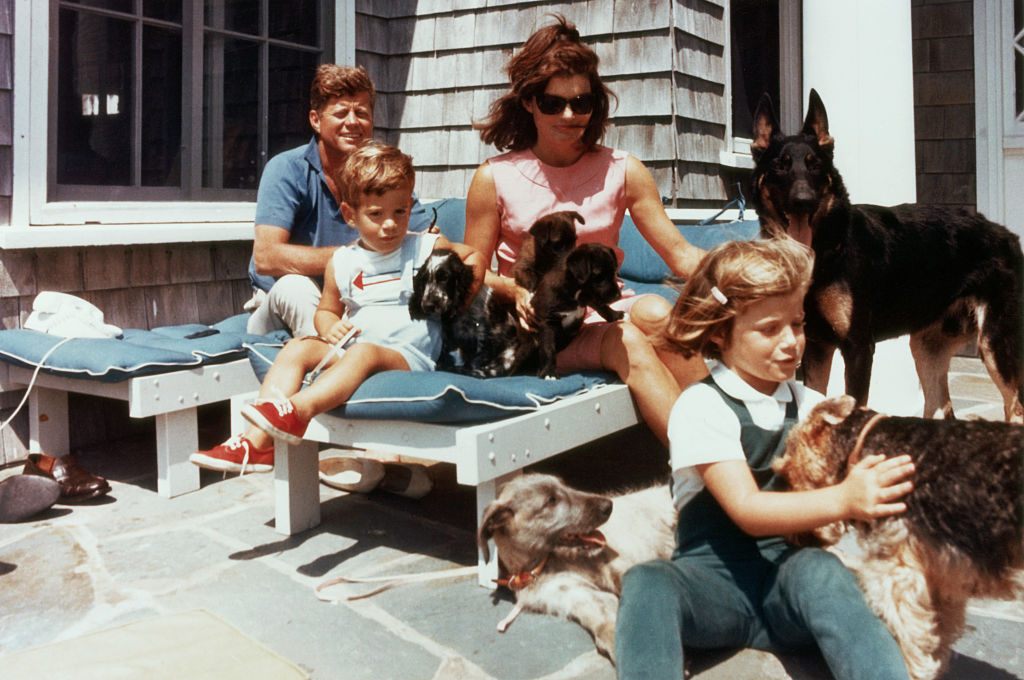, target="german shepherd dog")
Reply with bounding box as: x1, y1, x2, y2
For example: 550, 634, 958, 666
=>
750, 89, 1024, 422
478, 474, 675, 662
